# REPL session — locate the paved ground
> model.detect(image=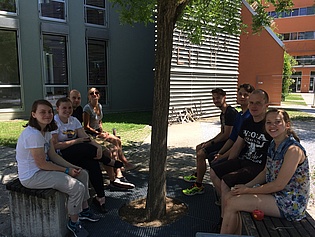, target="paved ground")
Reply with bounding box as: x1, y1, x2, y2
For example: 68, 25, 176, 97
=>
0, 92, 315, 236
